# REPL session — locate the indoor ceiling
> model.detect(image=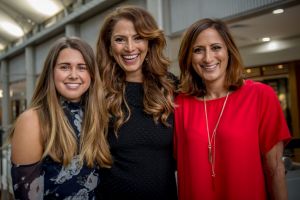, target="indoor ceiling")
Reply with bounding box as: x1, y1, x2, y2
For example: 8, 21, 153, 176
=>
0, 0, 74, 50
0, 0, 299, 52
229, 3, 300, 48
